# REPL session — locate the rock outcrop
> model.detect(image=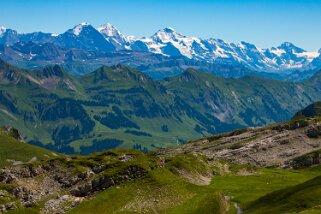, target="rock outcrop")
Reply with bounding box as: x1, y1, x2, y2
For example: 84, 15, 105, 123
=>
0, 151, 161, 213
